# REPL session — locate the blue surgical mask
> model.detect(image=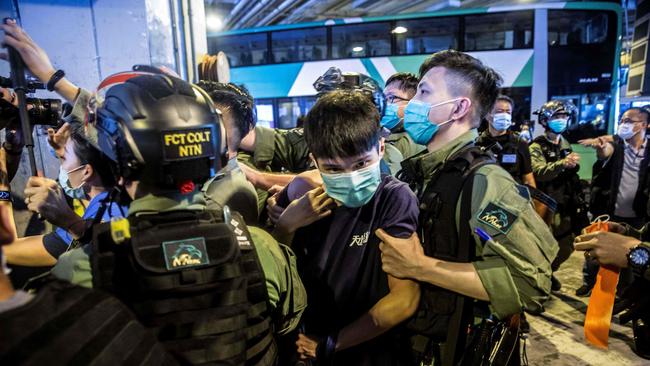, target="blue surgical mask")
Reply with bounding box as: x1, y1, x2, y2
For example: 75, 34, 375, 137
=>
320, 160, 381, 208
491, 113, 512, 132
548, 118, 568, 134
404, 98, 459, 145
519, 130, 532, 142
380, 103, 401, 130
59, 166, 87, 199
